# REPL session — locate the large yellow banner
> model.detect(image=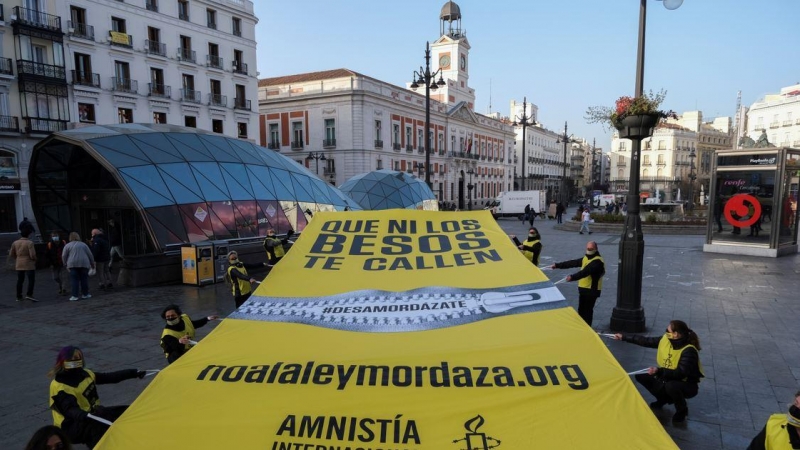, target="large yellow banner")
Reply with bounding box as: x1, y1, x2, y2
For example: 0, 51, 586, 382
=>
98, 211, 676, 449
